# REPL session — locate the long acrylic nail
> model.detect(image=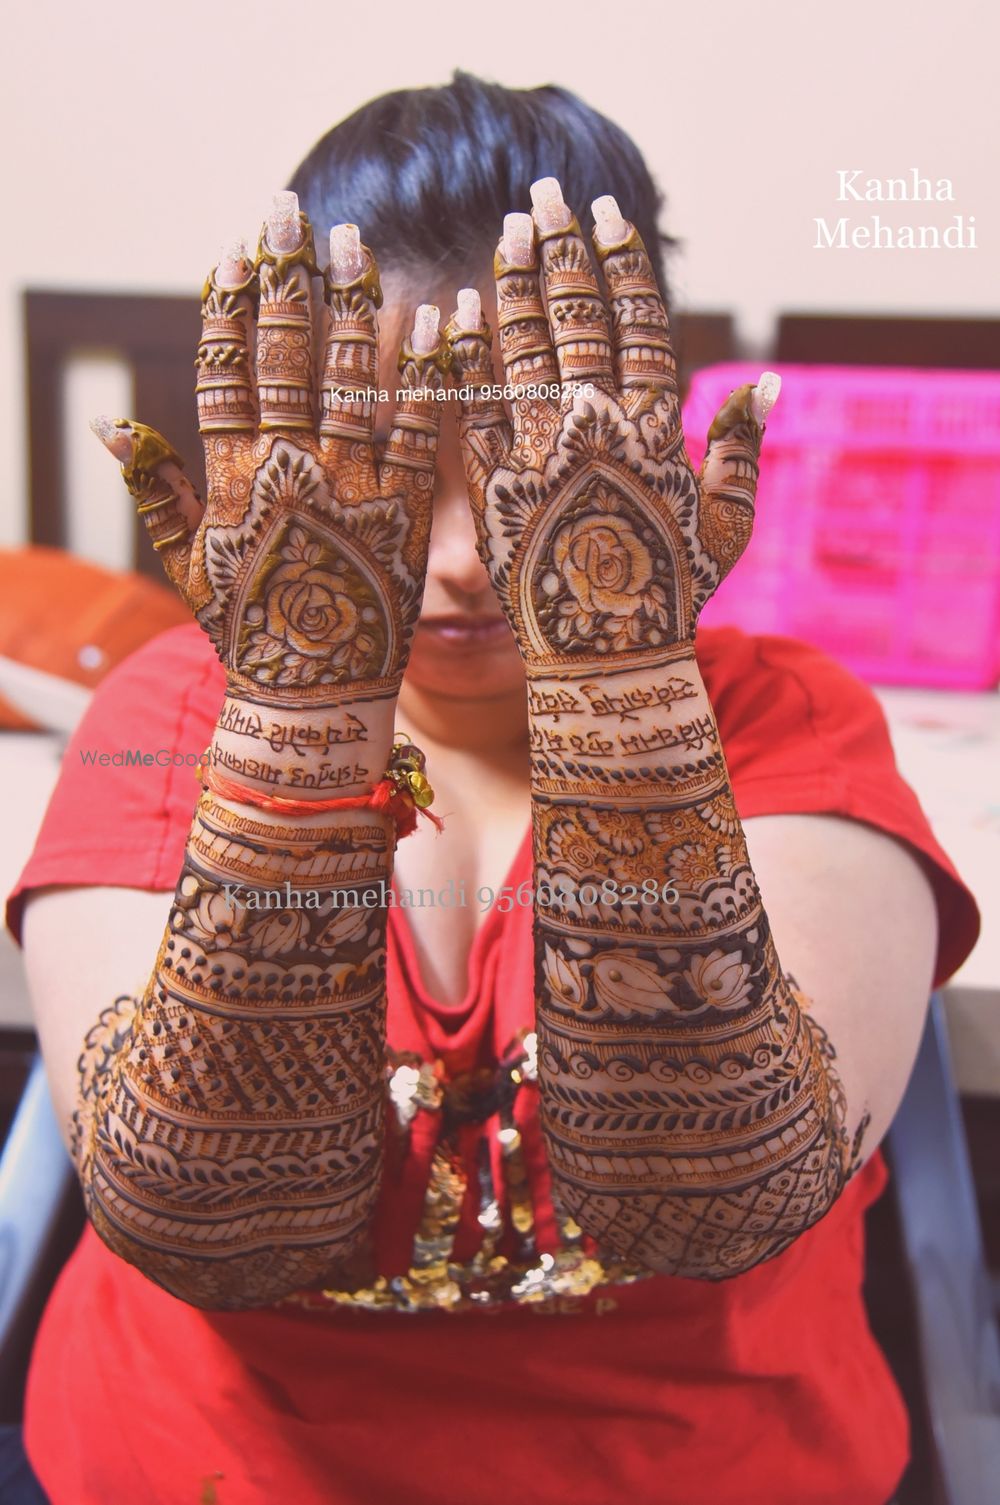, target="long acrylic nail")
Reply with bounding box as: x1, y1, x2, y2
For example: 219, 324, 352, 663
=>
456, 288, 482, 330
411, 304, 441, 355
592, 195, 629, 246
216, 238, 250, 288
267, 190, 302, 252
751, 371, 782, 425
530, 177, 572, 233
502, 212, 534, 264
329, 223, 364, 281
90, 415, 133, 463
